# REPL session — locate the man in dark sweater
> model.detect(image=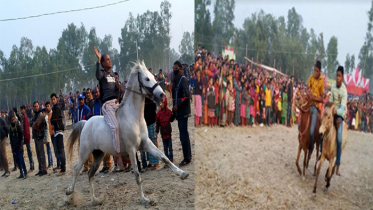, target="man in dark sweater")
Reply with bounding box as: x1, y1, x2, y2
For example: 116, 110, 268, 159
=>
172, 61, 192, 166
287, 76, 294, 127
9, 114, 27, 179
50, 93, 66, 176
0, 117, 10, 177
30, 101, 47, 176
143, 96, 159, 170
